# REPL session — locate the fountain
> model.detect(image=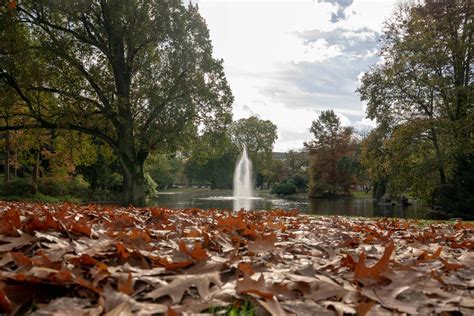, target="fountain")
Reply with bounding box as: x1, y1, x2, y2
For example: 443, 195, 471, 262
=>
233, 146, 254, 211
